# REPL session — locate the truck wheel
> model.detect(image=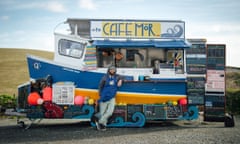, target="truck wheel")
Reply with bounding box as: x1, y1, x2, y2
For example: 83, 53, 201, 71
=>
18, 121, 25, 128
224, 114, 235, 127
